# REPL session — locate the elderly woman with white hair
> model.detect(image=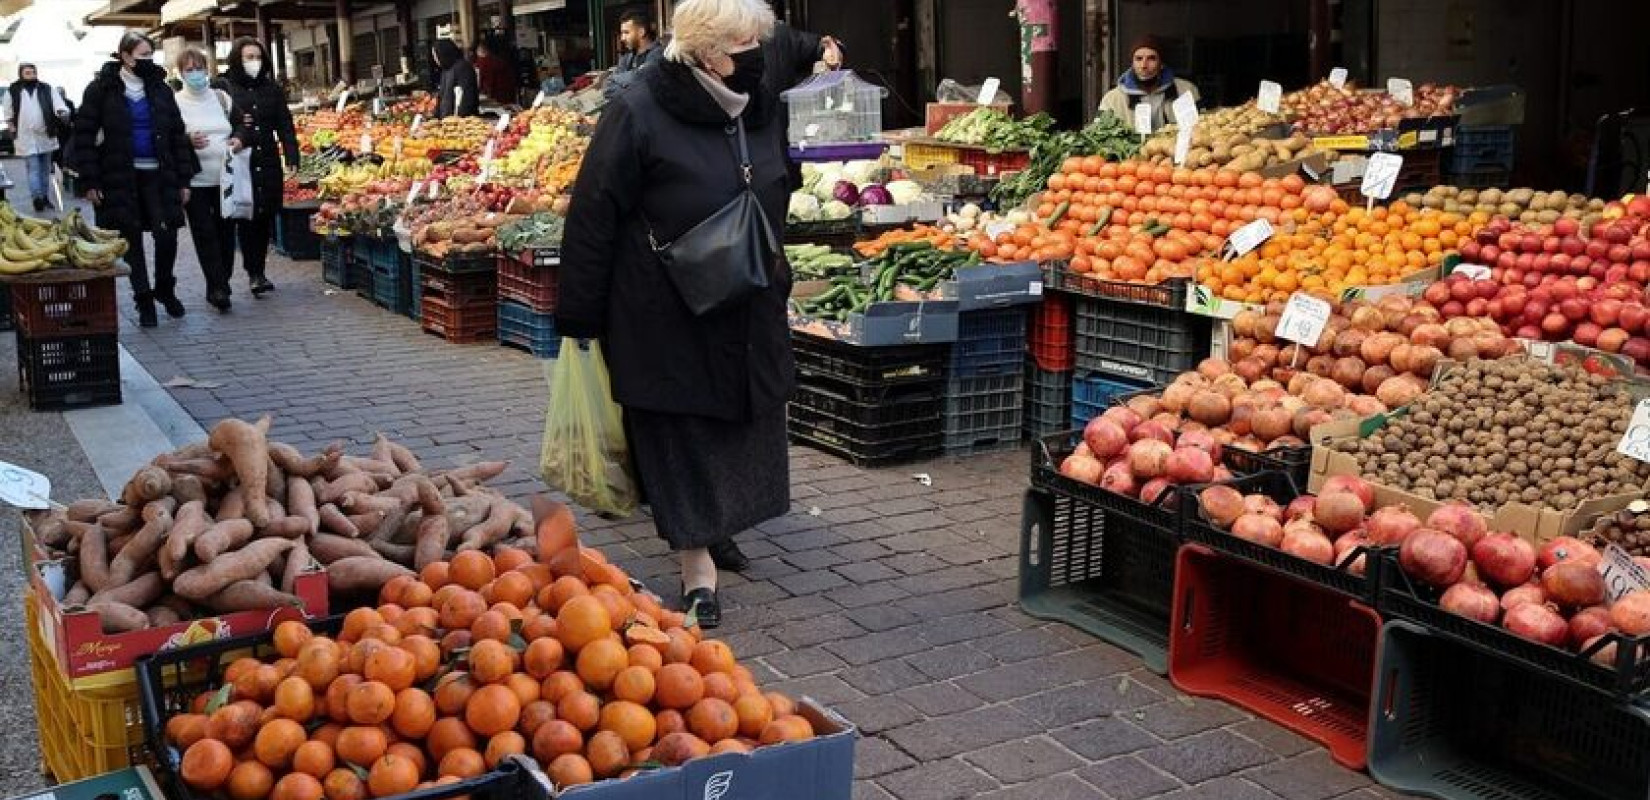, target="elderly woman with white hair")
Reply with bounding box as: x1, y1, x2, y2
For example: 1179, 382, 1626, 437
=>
557, 0, 794, 629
